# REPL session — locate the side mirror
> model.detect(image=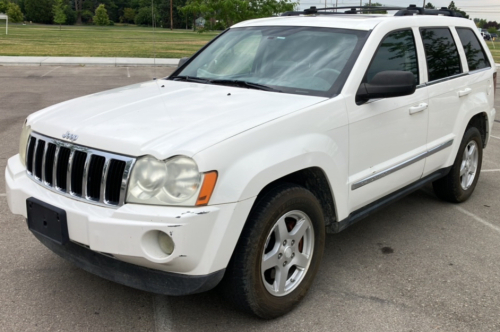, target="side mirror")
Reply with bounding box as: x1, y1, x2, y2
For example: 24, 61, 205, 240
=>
356, 70, 416, 104
178, 57, 190, 68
